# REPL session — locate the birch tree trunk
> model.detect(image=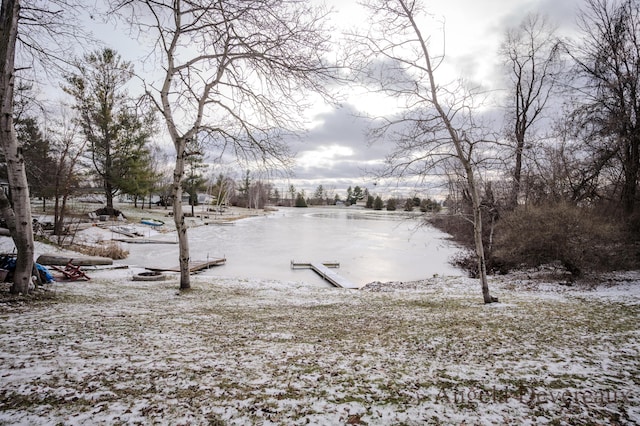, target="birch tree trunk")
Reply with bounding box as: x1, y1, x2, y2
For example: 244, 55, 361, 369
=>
0, 0, 35, 294
172, 141, 190, 289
